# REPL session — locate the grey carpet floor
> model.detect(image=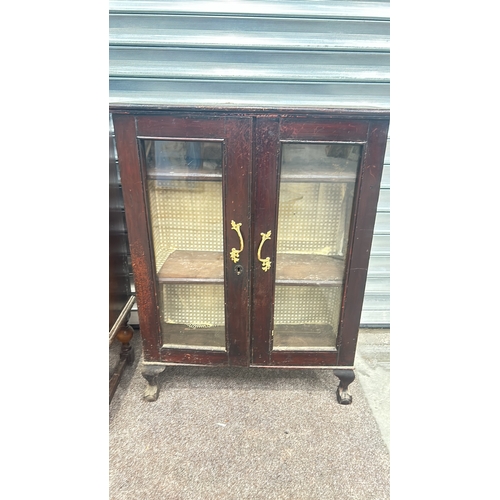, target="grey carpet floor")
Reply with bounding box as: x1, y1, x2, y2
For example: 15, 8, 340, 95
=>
110, 334, 389, 500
